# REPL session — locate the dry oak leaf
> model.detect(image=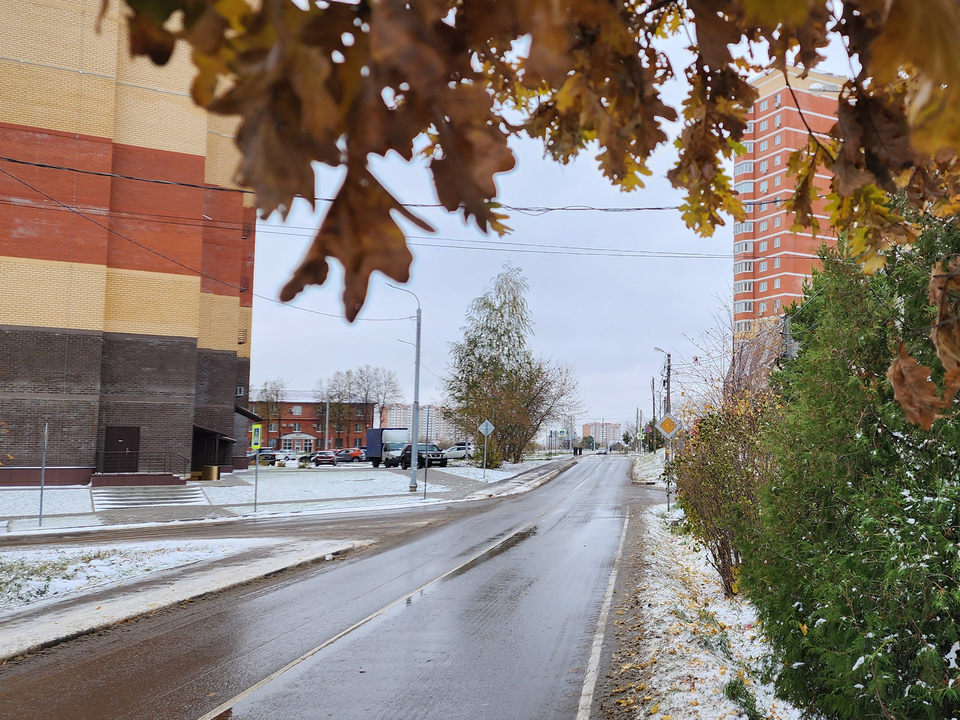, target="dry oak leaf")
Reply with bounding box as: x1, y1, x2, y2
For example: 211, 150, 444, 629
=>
887, 343, 947, 430
279, 165, 433, 321
929, 258, 960, 372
